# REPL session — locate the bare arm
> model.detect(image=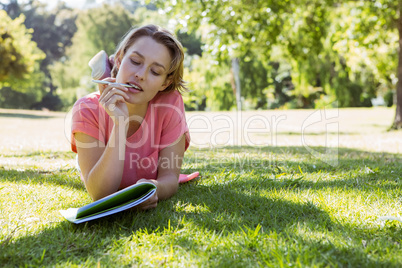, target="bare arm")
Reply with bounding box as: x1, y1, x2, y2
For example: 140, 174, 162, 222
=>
75, 123, 127, 200
135, 134, 186, 210
75, 79, 130, 201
